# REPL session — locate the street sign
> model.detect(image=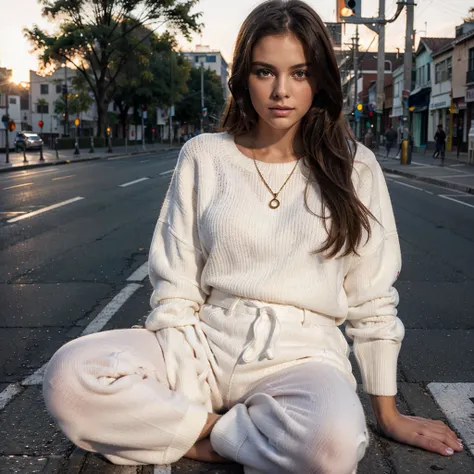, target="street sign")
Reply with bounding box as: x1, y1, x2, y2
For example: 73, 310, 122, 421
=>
74, 118, 80, 127
38, 120, 44, 129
